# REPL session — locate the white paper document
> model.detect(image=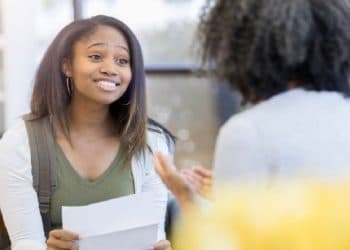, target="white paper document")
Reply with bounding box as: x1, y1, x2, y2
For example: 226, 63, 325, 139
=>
62, 192, 162, 250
